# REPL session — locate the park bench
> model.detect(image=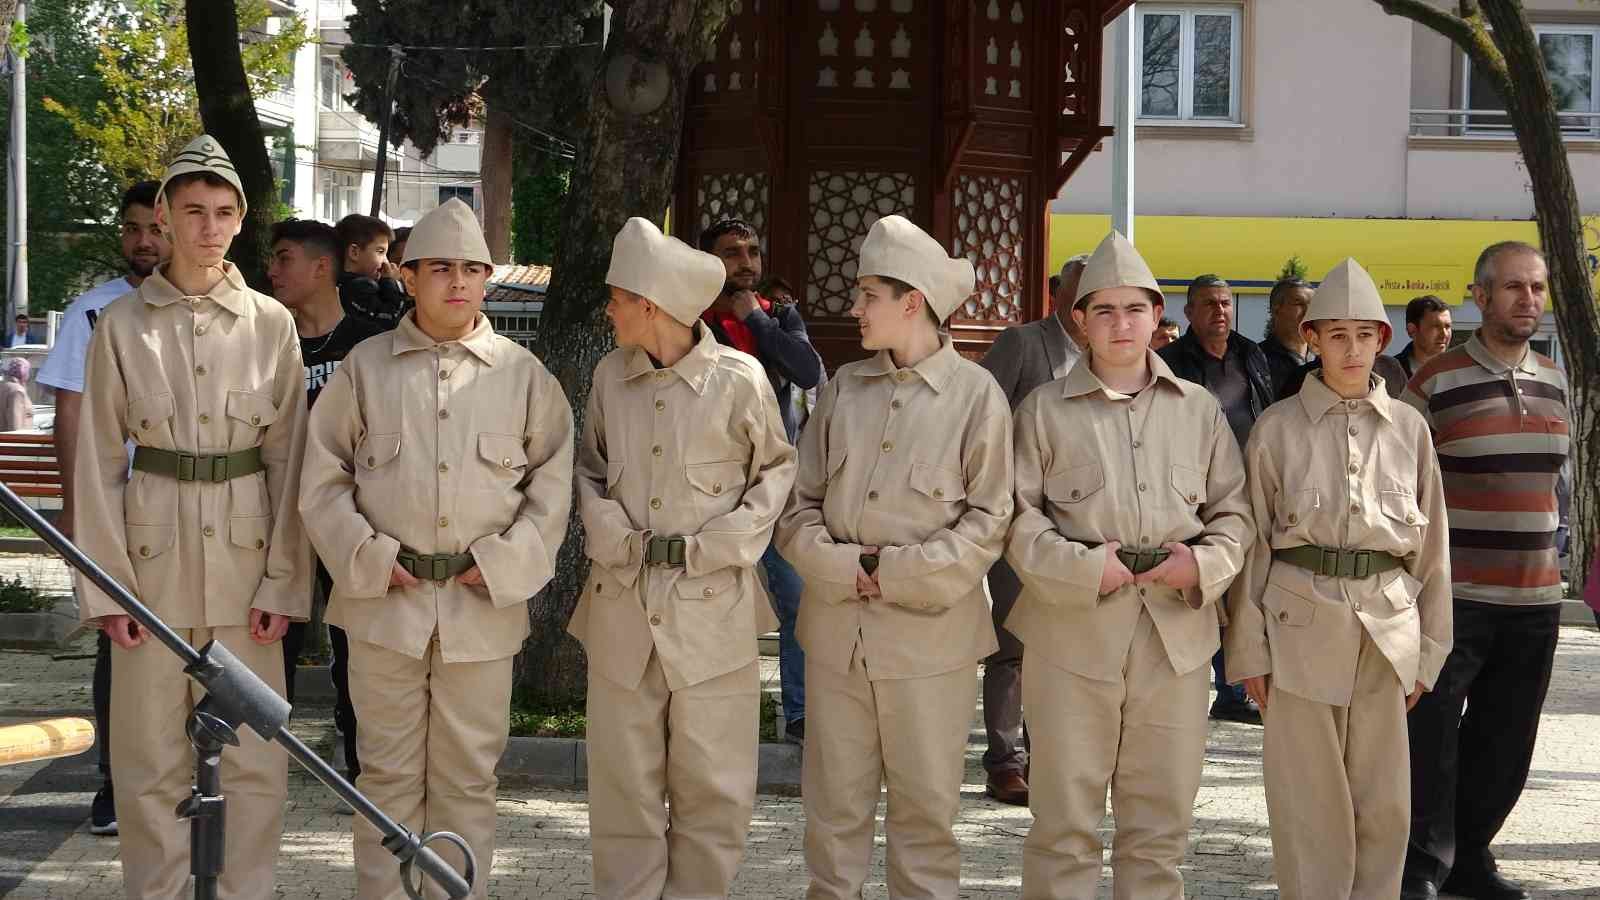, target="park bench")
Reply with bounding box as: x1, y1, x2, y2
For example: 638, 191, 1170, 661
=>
0, 432, 61, 500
